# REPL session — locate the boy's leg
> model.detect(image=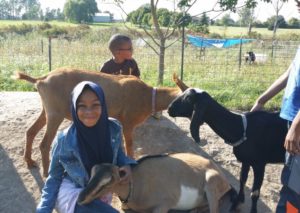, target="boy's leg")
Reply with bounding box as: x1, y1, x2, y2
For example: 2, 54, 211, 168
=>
74, 199, 119, 213
276, 154, 300, 213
